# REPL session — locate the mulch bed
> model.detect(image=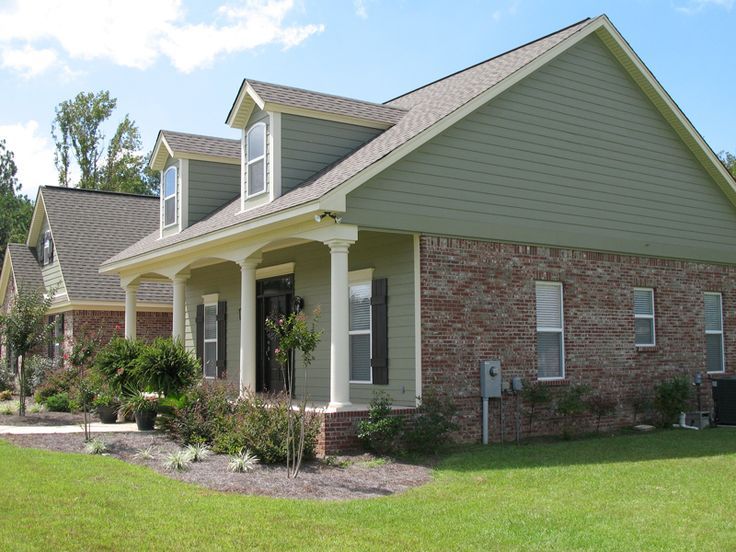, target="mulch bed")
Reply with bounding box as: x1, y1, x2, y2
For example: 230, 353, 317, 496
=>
0, 411, 86, 426
2, 432, 432, 501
